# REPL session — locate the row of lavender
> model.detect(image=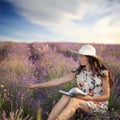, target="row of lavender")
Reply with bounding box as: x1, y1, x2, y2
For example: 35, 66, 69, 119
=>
0, 42, 120, 119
